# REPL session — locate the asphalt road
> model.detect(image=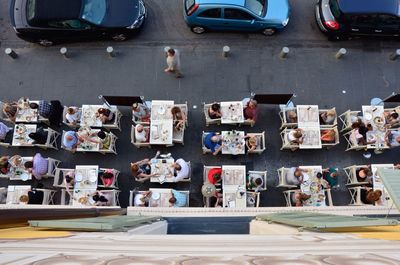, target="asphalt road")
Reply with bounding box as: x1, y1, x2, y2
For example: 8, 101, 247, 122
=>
0, 0, 399, 208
